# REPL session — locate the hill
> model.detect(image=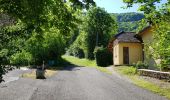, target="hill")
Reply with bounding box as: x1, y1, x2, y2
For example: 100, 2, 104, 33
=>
112, 12, 144, 32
